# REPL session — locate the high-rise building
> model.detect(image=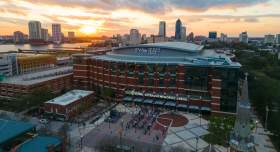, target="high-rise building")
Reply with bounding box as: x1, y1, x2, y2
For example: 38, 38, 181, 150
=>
175, 19, 182, 40
52, 23, 62, 43
187, 32, 194, 42
28, 21, 42, 40
13, 31, 25, 44
129, 29, 141, 45
239, 32, 248, 43
159, 21, 166, 37
264, 34, 275, 44
181, 26, 187, 41
276, 34, 280, 44
220, 33, 228, 42
41, 28, 49, 42
68, 31, 75, 39
208, 31, 217, 39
